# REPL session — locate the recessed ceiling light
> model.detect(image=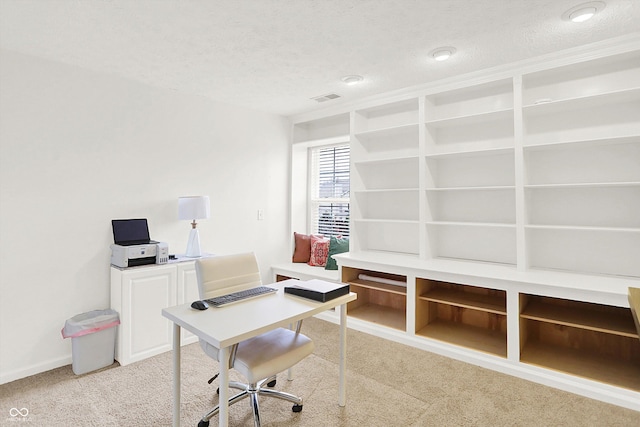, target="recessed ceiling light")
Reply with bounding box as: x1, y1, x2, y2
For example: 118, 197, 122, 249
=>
430, 47, 456, 61
341, 75, 364, 85
562, 1, 605, 22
